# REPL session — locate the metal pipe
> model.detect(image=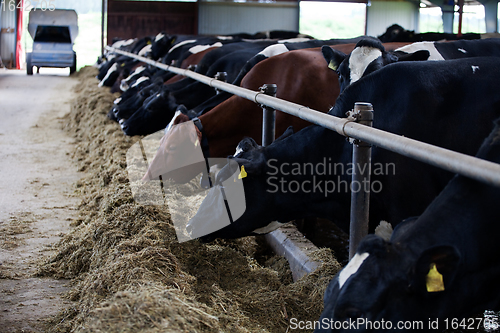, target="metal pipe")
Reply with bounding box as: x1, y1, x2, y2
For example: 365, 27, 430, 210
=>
260, 84, 277, 147
105, 46, 500, 188
348, 103, 373, 259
